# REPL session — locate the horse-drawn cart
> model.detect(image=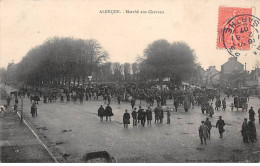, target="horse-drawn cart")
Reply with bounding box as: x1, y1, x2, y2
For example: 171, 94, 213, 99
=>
234, 96, 247, 111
